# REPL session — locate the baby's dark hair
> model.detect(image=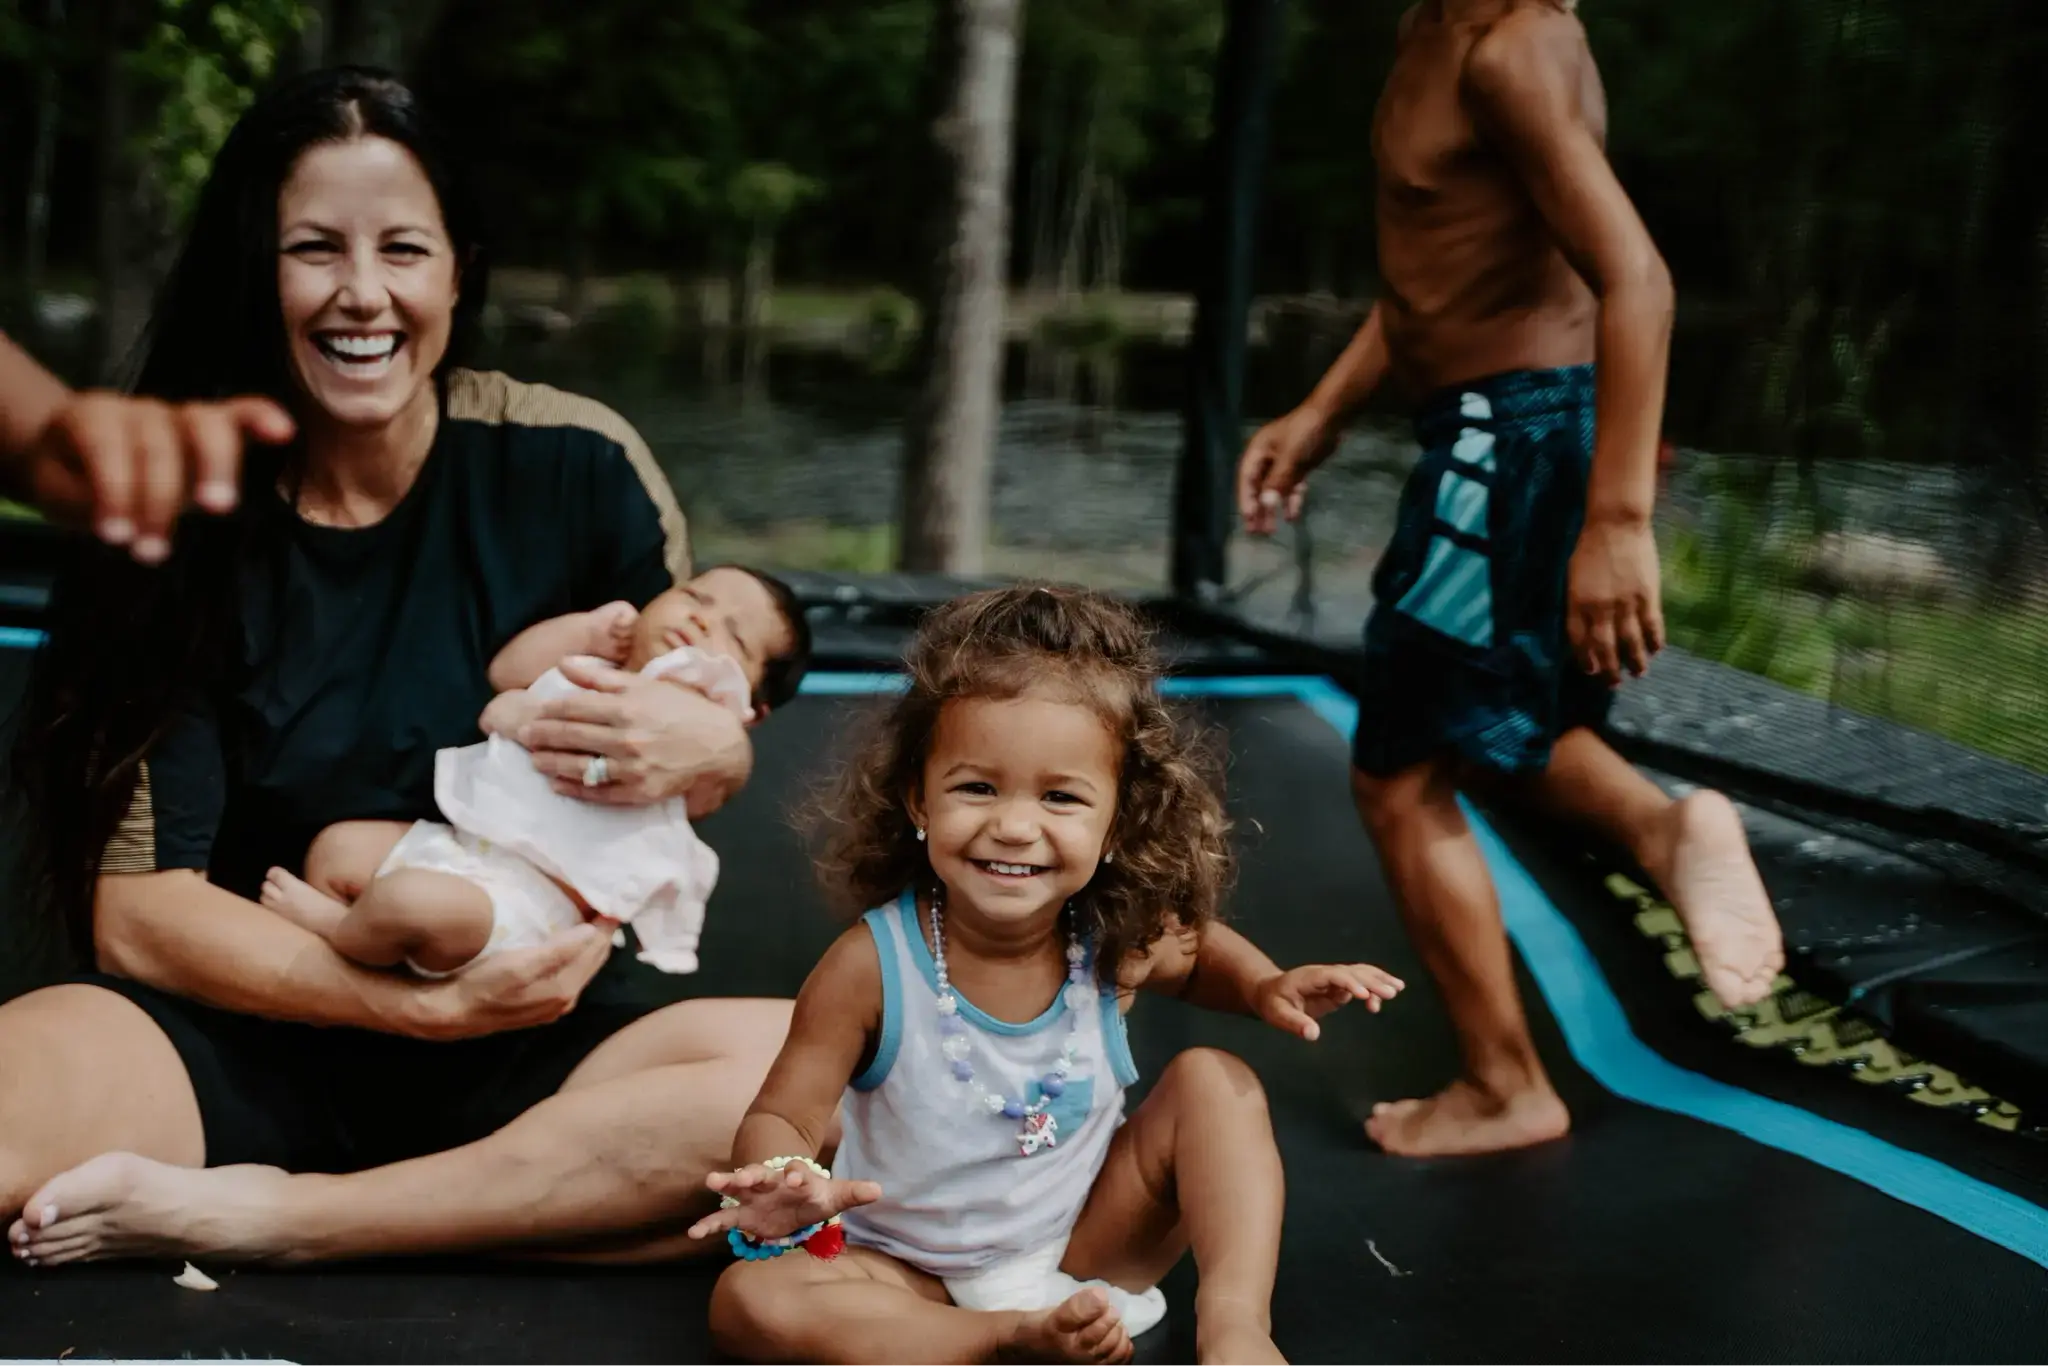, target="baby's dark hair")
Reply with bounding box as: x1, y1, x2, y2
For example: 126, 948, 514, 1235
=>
707, 563, 812, 712
806, 582, 1233, 981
